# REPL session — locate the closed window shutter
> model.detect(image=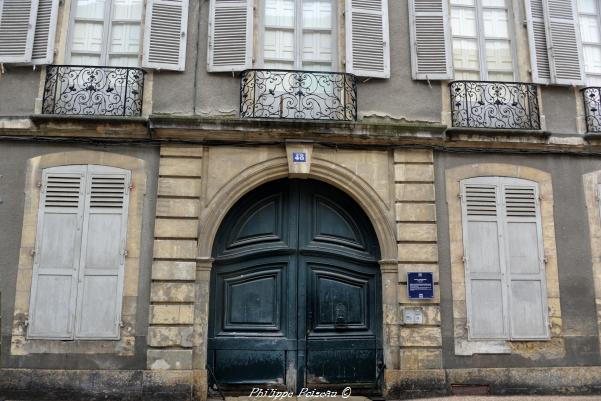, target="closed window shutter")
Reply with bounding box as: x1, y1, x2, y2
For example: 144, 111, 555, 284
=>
31, 0, 59, 64
28, 166, 86, 339
502, 181, 549, 340
546, 0, 585, 84
207, 0, 253, 72
461, 179, 508, 340
525, 0, 584, 84
75, 166, 130, 339
408, 0, 452, 80
0, 0, 39, 63
345, 0, 390, 78
142, 0, 189, 71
